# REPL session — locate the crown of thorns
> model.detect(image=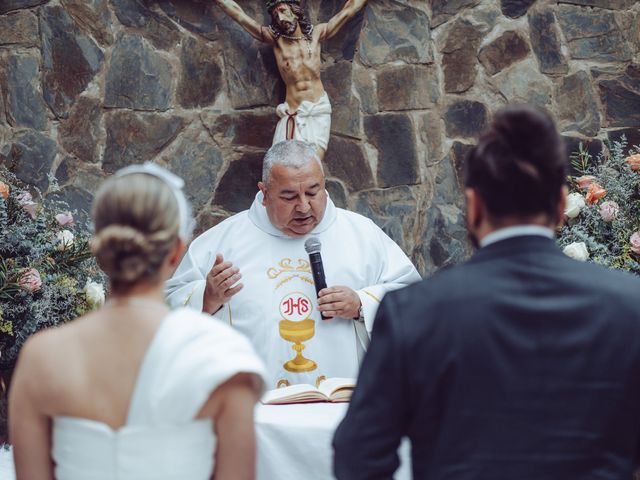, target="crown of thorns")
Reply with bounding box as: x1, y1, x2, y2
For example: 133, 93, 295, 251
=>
266, 0, 301, 12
